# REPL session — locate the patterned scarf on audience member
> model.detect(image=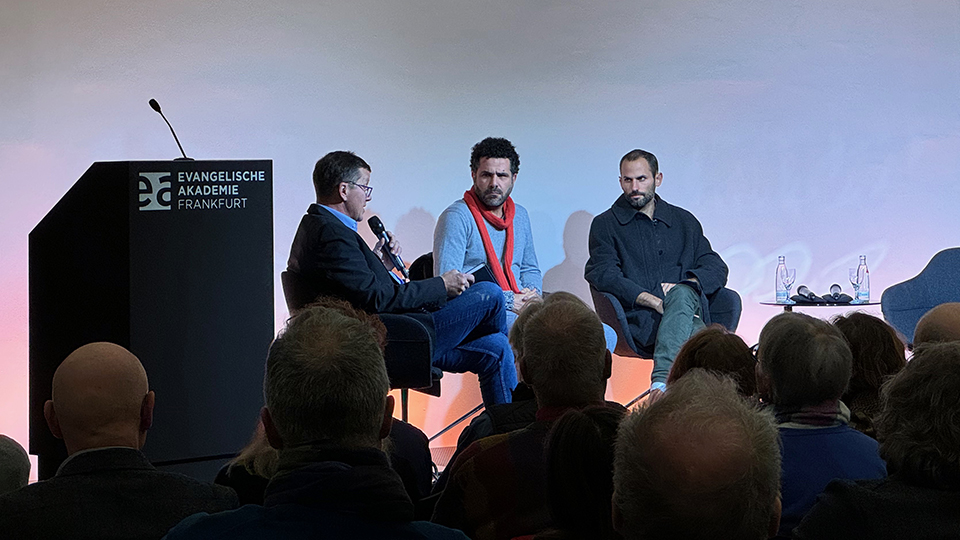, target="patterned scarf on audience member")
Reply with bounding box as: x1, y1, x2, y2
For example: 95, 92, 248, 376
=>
463, 189, 521, 293
773, 399, 851, 429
